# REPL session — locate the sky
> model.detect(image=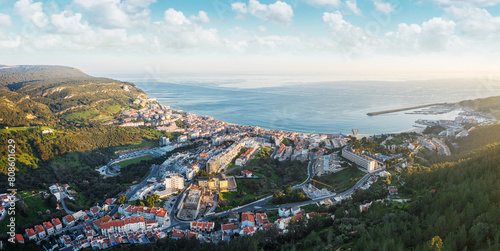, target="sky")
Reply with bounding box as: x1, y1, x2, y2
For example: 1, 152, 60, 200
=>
1, 0, 500, 81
